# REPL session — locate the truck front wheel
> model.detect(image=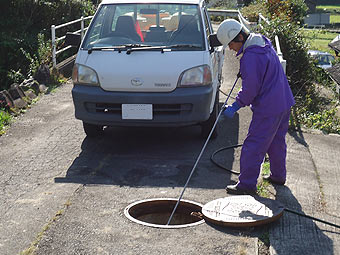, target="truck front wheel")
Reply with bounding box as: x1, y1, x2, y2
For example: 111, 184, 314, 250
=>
200, 92, 219, 139
83, 122, 104, 137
